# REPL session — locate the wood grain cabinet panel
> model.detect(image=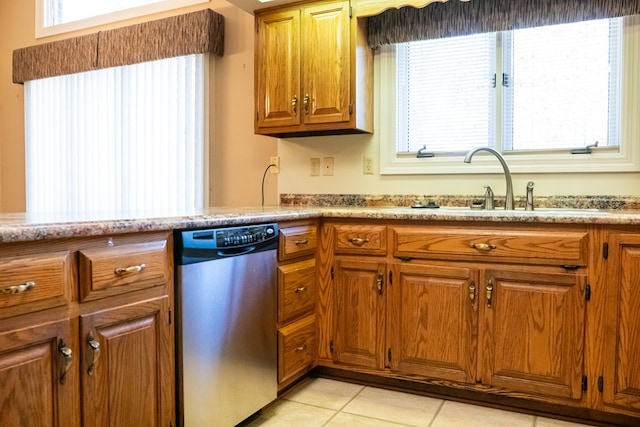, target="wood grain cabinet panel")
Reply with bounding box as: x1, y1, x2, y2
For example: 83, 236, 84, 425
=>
78, 239, 170, 302
0, 250, 72, 315
0, 318, 79, 427
333, 224, 387, 255
333, 258, 386, 369
278, 314, 316, 385
388, 263, 479, 384
255, 0, 373, 136
279, 224, 317, 261
80, 297, 173, 427
603, 233, 640, 416
278, 258, 316, 323
482, 269, 586, 400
